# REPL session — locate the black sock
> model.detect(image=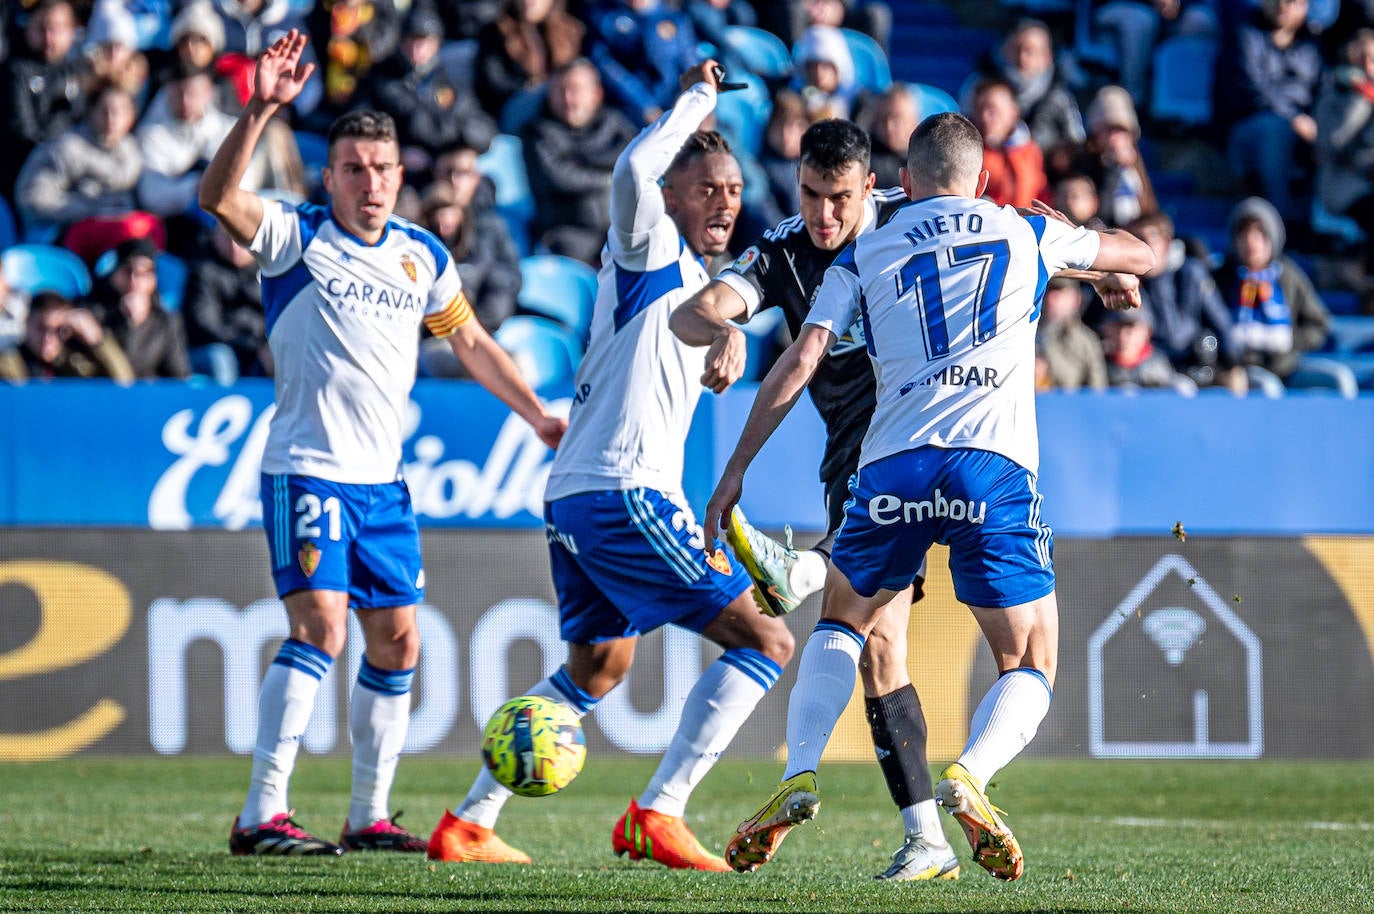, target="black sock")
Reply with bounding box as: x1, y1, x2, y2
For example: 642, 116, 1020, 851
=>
865, 683, 934, 809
